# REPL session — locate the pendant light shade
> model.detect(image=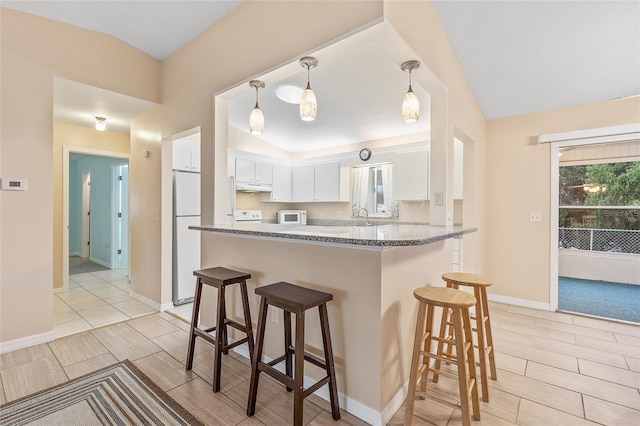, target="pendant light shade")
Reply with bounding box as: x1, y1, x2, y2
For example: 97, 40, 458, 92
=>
400, 60, 420, 124
299, 56, 318, 121
248, 80, 265, 135
95, 116, 106, 131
